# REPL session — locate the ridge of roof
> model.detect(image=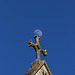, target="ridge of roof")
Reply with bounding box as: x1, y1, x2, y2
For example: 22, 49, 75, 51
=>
24, 59, 52, 75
